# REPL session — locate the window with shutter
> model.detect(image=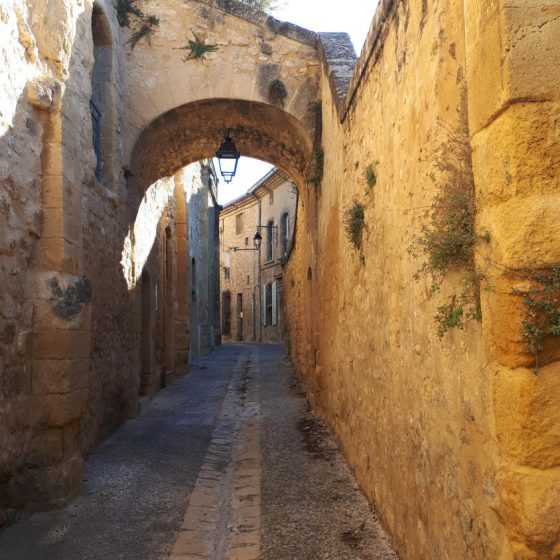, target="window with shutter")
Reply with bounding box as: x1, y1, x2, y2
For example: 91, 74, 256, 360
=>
262, 284, 267, 326
272, 281, 277, 326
